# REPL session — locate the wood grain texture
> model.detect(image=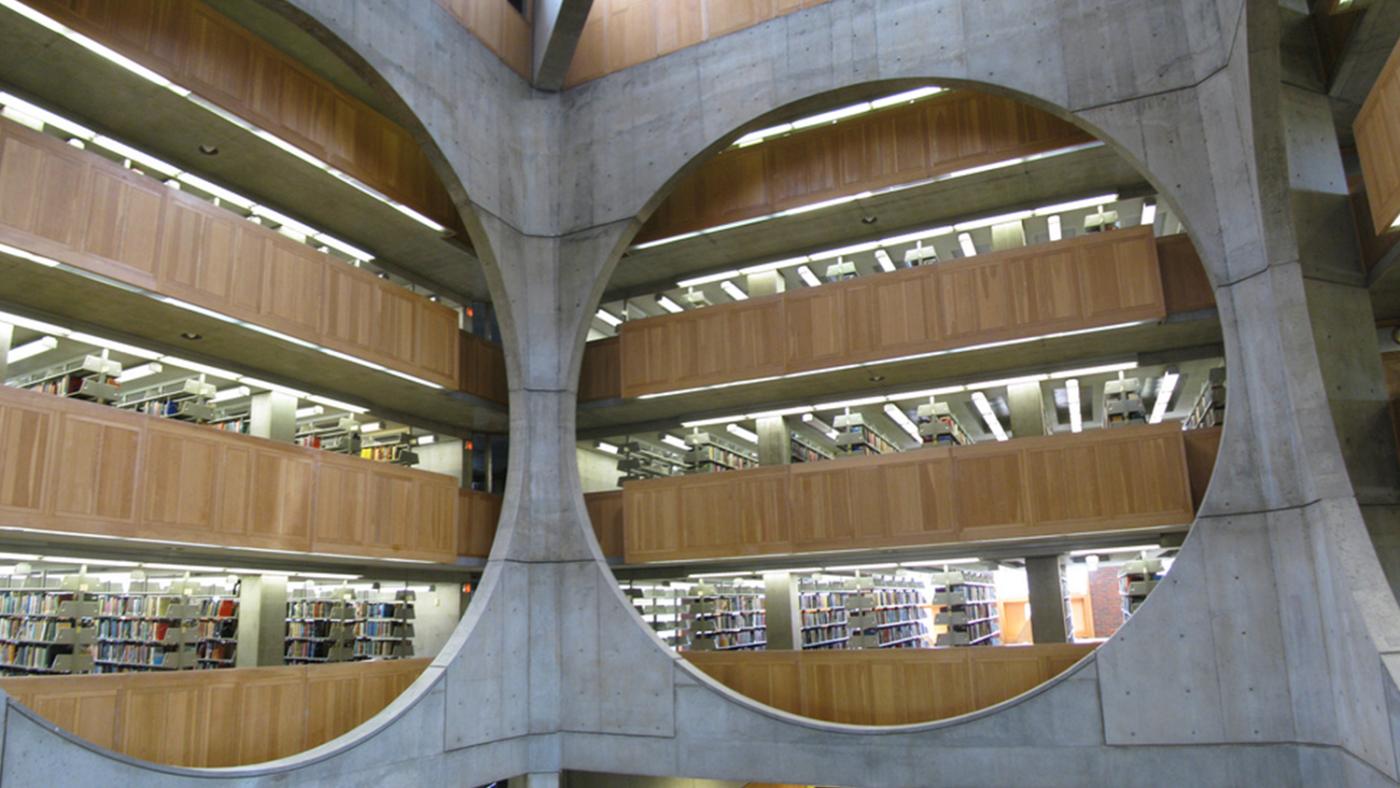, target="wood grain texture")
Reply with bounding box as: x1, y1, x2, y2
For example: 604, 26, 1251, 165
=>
0, 116, 460, 388
622, 422, 1205, 563
29, 0, 462, 235
565, 0, 832, 87
1356, 37, 1400, 233
0, 385, 459, 562
1155, 234, 1215, 314
0, 658, 429, 767
579, 337, 622, 402
637, 90, 1091, 243
458, 489, 503, 559
685, 643, 1094, 725
584, 490, 625, 558
618, 227, 1166, 398
460, 332, 509, 405
433, 0, 532, 77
